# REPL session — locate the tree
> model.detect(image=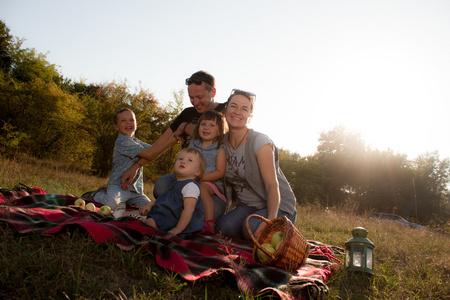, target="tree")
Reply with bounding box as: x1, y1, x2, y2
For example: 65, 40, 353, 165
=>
312, 126, 450, 223
74, 81, 182, 177
357, 149, 414, 216
317, 125, 366, 155
316, 126, 366, 207
0, 21, 62, 85
279, 149, 326, 205
412, 152, 450, 223
0, 20, 14, 73
11, 47, 62, 84
138, 89, 184, 180
0, 76, 84, 159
